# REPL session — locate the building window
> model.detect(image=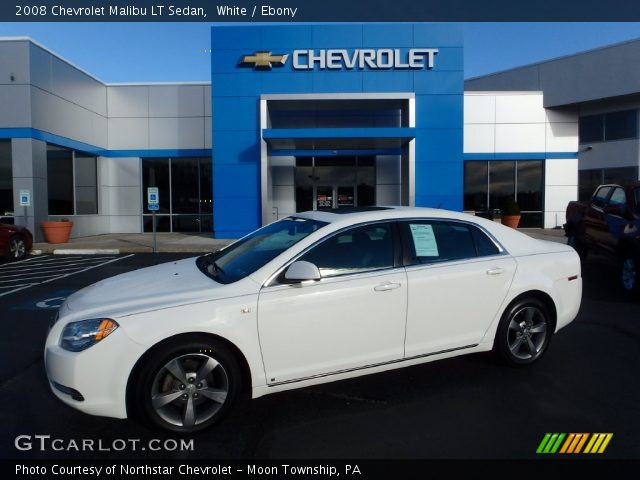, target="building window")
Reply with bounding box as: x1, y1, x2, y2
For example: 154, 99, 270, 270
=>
463, 160, 544, 228
74, 154, 98, 214
142, 157, 212, 233
578, 166, 639, 201
579, 109, 638, 143
604, 110, 638, 141
47, 145, 98, 215
0, 141, 13, 222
